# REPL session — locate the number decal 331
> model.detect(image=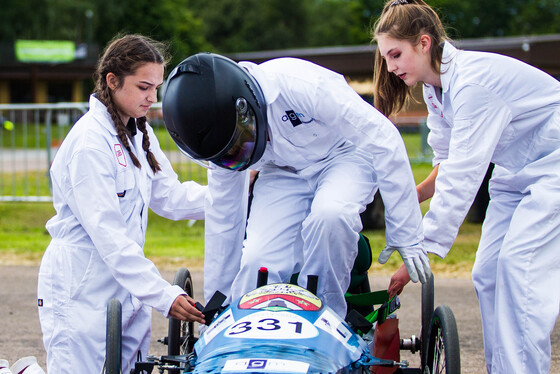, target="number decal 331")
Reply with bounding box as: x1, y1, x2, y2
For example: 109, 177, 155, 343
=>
225, 312, 318, 340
